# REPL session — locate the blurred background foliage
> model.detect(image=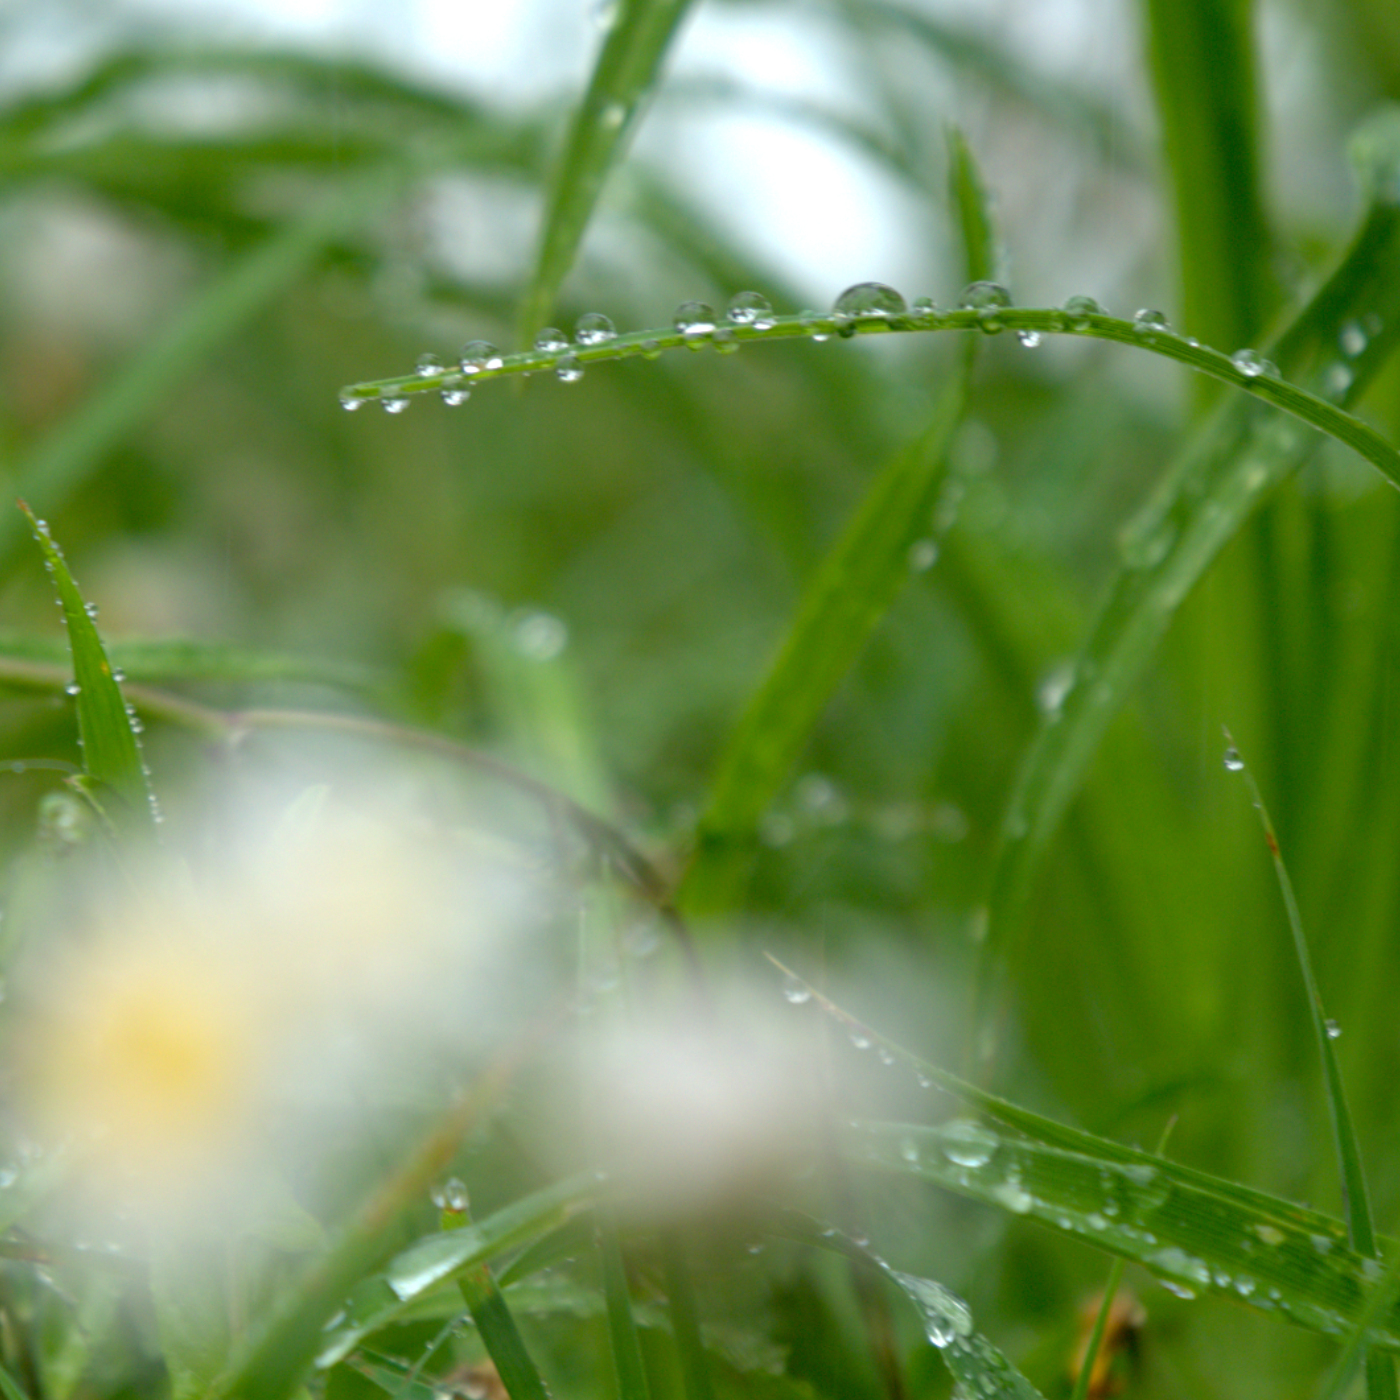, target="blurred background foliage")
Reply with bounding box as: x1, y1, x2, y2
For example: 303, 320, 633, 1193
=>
3, 0, 1400, 1395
